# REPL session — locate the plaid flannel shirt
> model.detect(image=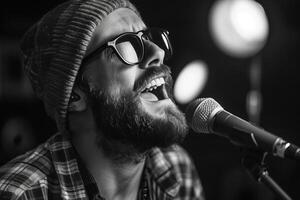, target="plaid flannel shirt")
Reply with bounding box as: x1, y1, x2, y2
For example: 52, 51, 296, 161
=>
0, 133, 204, 200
